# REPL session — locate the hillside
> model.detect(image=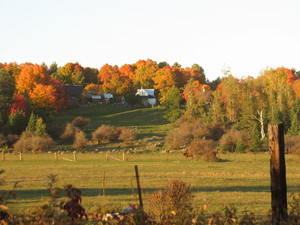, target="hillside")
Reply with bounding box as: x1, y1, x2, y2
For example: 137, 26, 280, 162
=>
51, 104, 171, 152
